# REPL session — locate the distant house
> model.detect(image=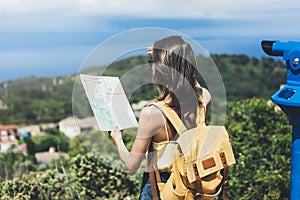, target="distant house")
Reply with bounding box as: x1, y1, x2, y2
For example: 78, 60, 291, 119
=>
35, 148, 69, 165
17, 123, 58, 137
17, 125, 43, 137
40, 123, 58, 131
78, 117, 98, 132
58, 117, 80, 139
0, 124, 18, 152
58, 117, 98, 139
0, 100, 7, 110
0, 124, 17, 142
